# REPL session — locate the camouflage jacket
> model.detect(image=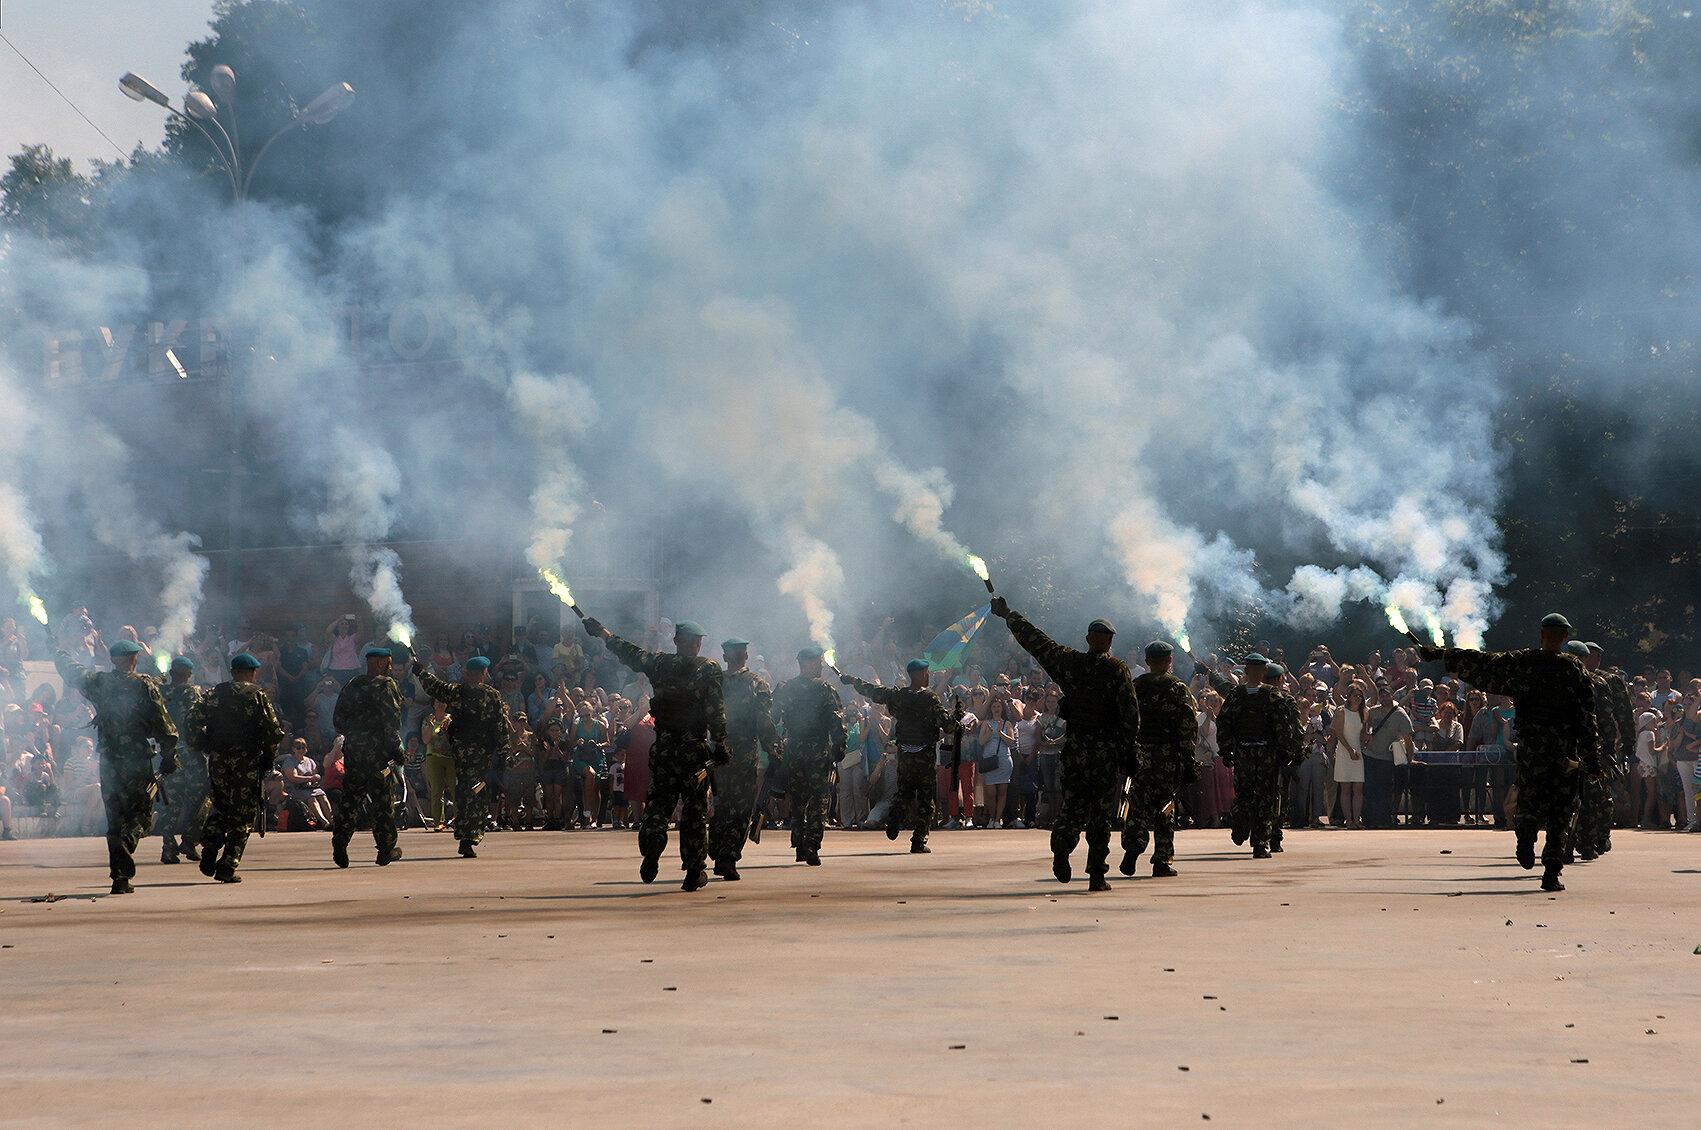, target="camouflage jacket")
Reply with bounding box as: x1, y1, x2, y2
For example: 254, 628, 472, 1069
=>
1441, 646, 1597, 771
1216, 685, 1302, 763
605, 633, 727, 744
775, 676, 846, 757
333, 673, 405, 763
1003, 610, 1139, 758
1588, 669, 1636, 776
723, 668, 780, 752
162, 682, 204, 752
54, 652, 176, 763
841, 674, 959, 750
185, 681, 284, 769
416, 668, 512, 754
1133, 671, 1199, 760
